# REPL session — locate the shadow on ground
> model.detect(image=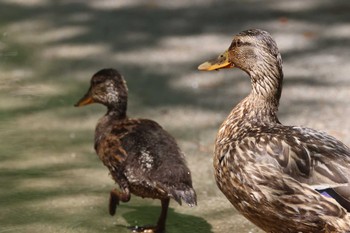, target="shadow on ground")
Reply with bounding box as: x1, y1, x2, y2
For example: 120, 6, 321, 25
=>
120, 205, 213, 233
0, 0, 349, 233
